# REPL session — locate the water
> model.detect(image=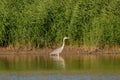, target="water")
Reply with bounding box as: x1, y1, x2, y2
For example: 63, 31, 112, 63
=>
0, 54, 120, 80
